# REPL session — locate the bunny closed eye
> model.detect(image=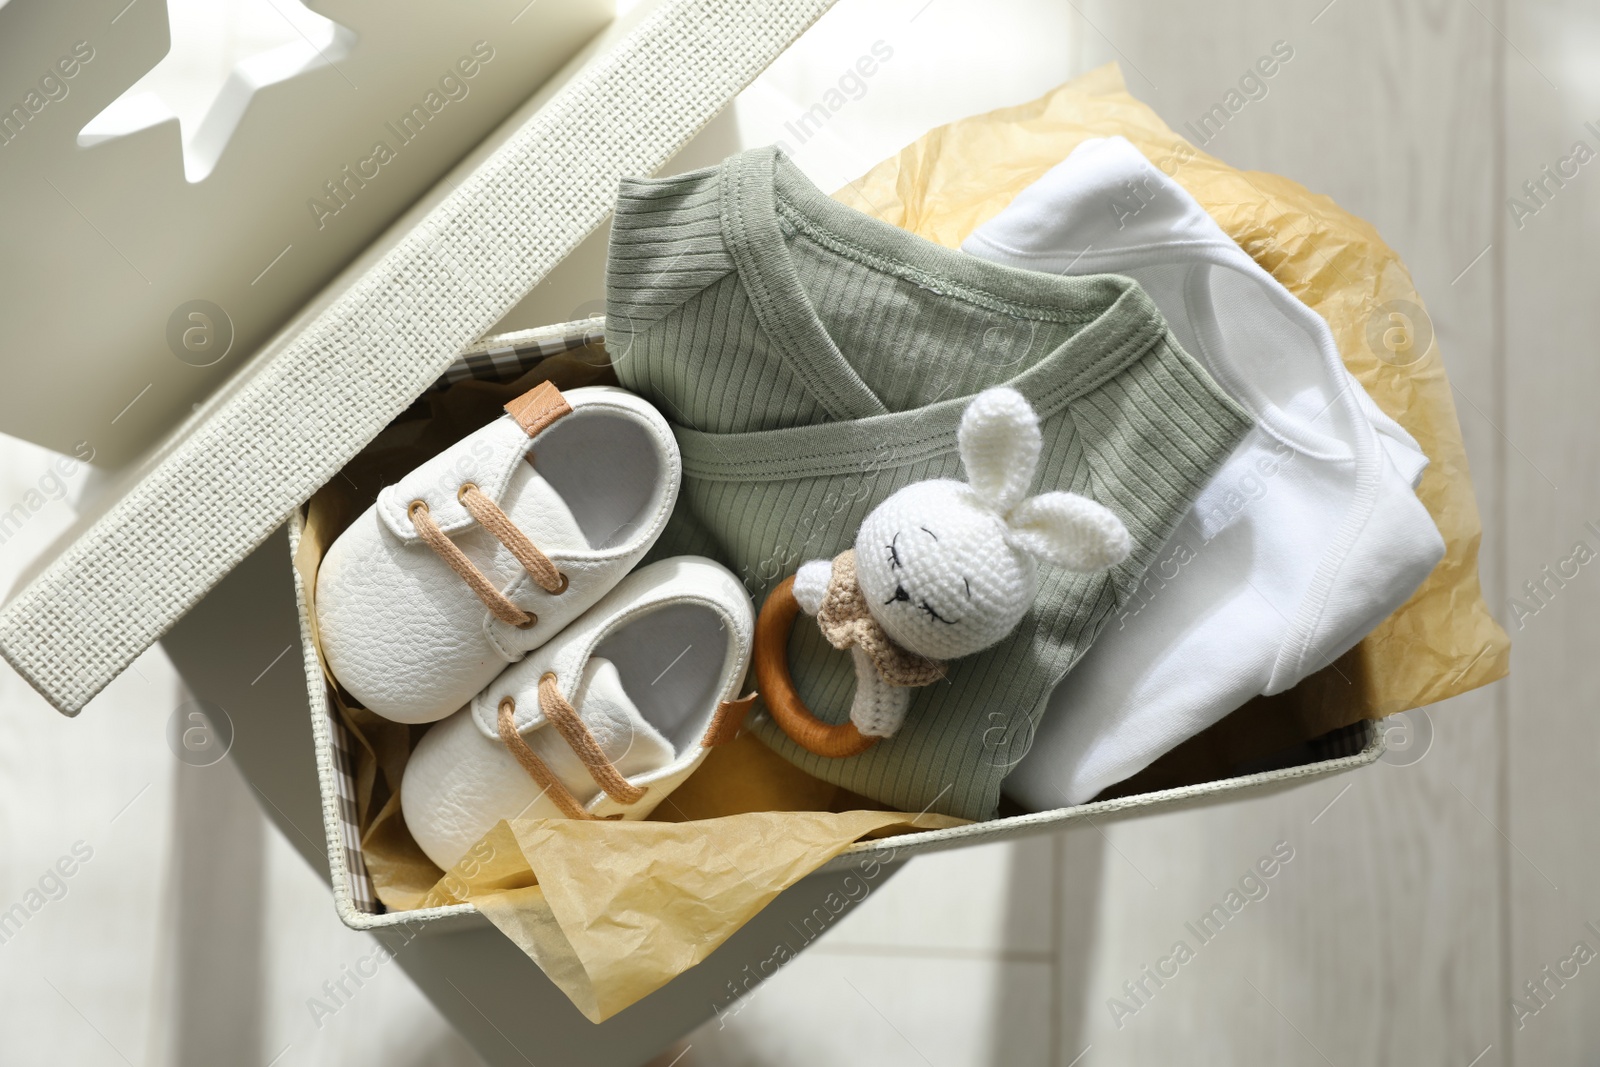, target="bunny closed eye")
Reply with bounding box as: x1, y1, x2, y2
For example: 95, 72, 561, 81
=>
881, 528, 964, 625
